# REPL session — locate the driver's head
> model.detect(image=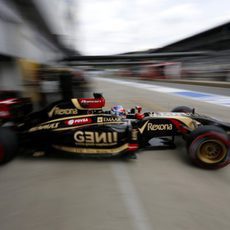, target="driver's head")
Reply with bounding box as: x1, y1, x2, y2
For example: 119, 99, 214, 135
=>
111, 105, 126, 117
